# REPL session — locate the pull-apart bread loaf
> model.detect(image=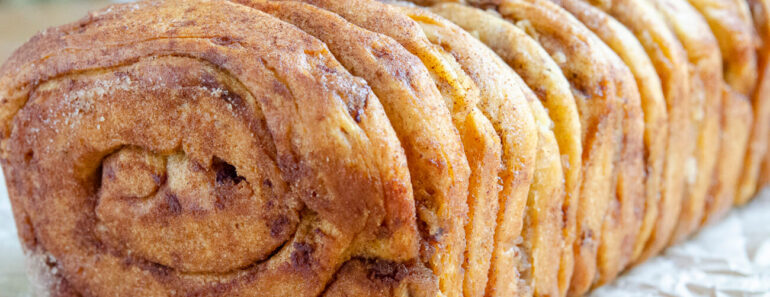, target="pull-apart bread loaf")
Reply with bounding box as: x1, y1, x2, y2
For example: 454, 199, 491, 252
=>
0, 0, 768, 296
